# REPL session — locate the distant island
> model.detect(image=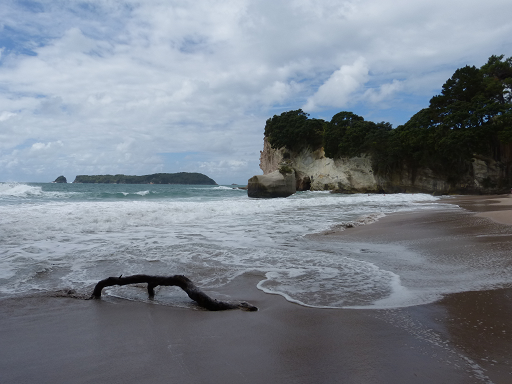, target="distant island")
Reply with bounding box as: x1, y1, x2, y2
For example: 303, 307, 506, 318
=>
72, 172, 217, 185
